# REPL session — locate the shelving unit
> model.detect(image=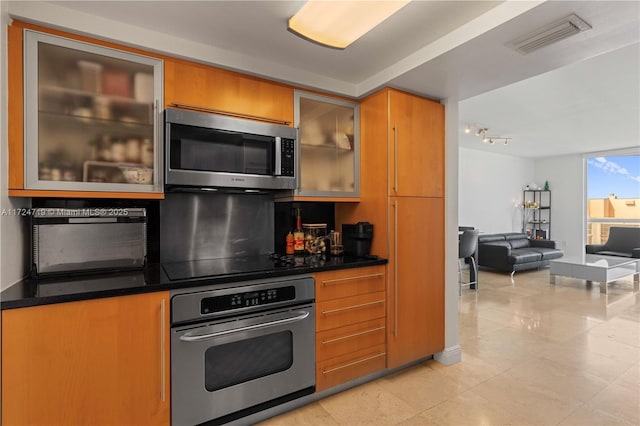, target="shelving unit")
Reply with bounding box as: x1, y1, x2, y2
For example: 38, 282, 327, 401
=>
523, 190, 551, 239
